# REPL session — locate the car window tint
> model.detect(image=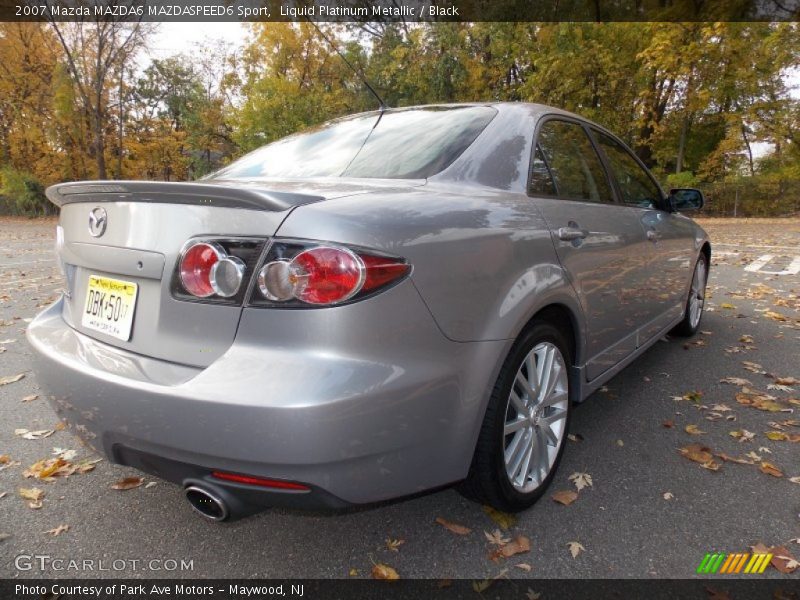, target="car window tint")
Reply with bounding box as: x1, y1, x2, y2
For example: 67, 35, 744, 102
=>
595, 131, 662, 208
208, 107, 497, 181
534, 120, 612, 202
529, 144, 557, 196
